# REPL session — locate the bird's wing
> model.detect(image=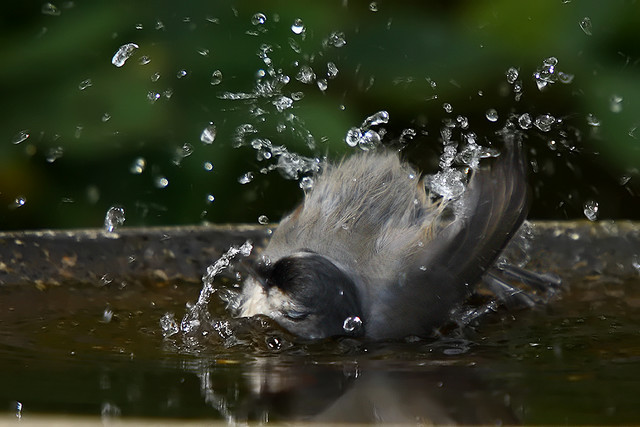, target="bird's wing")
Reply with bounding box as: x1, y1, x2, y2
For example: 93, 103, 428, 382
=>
366, 132, 530, 339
